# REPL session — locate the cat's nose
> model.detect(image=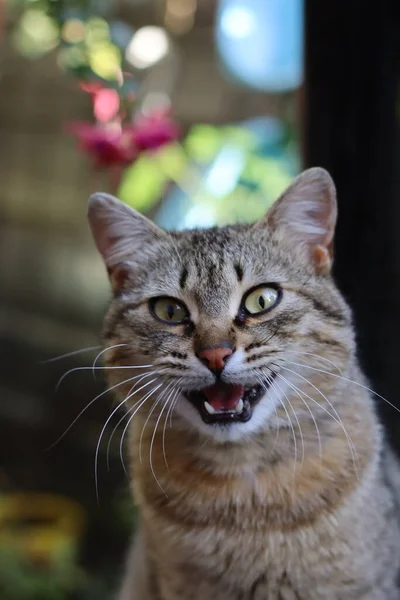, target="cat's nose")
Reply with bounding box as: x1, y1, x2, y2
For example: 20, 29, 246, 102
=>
197, 345, 233, 375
